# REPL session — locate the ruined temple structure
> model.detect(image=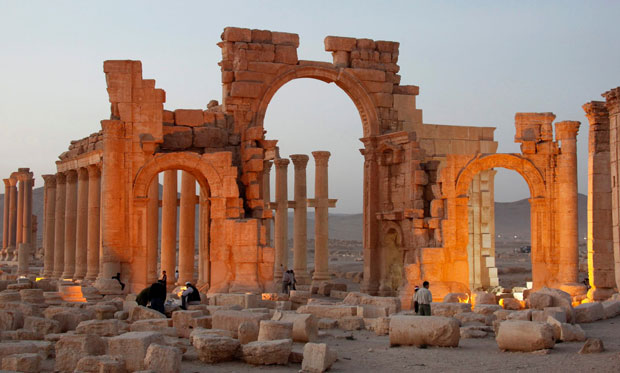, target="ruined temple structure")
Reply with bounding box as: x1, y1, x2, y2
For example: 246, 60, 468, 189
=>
5, 26, 614, 303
